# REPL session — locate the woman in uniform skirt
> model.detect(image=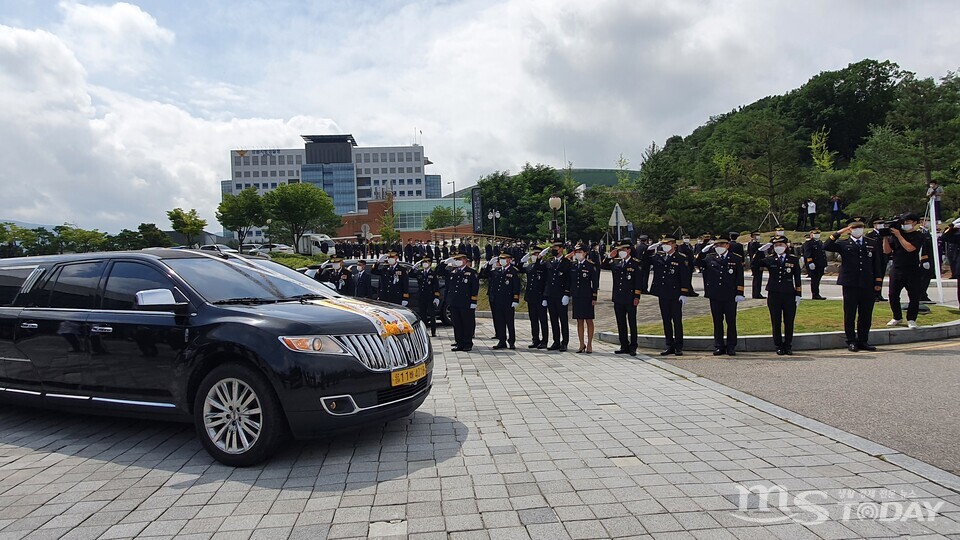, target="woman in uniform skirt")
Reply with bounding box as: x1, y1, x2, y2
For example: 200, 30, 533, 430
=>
569, 245, 600, 353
